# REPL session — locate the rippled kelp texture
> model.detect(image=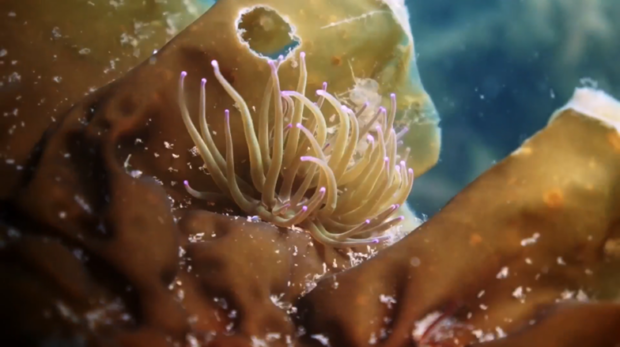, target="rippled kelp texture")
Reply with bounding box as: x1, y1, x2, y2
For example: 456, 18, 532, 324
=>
0, 0, 208, 198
